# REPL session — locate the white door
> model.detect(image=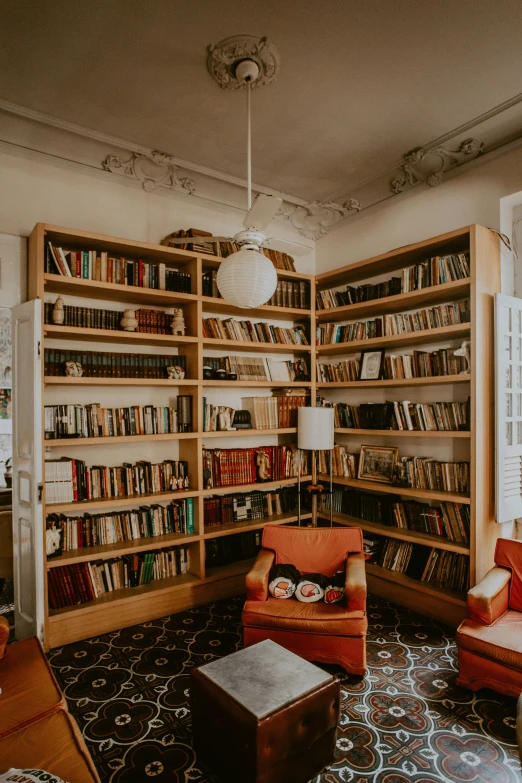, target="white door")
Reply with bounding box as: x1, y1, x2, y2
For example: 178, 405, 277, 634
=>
12, 299, 43, 641
495, 293, 522, 523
